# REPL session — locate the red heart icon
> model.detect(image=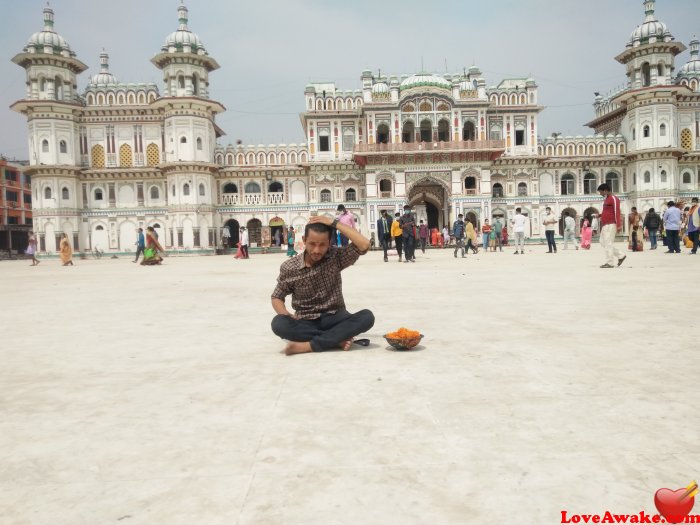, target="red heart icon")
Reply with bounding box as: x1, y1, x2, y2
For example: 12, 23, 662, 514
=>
654, 488, 694, 524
